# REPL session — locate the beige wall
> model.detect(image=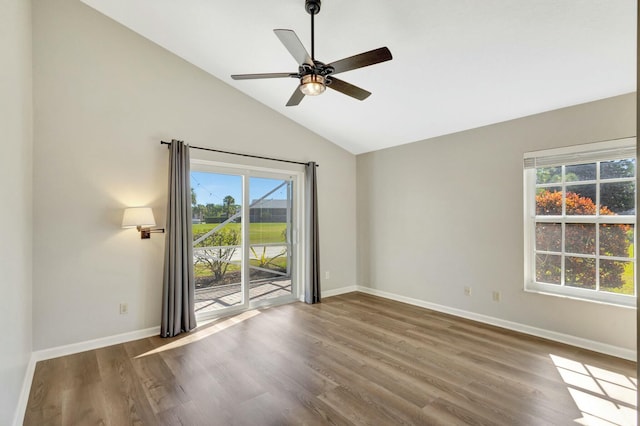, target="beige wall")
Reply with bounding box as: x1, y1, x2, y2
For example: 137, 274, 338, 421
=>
0, 0, 33, 421
32, 0, 356, 350
357, 93, 636, 352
